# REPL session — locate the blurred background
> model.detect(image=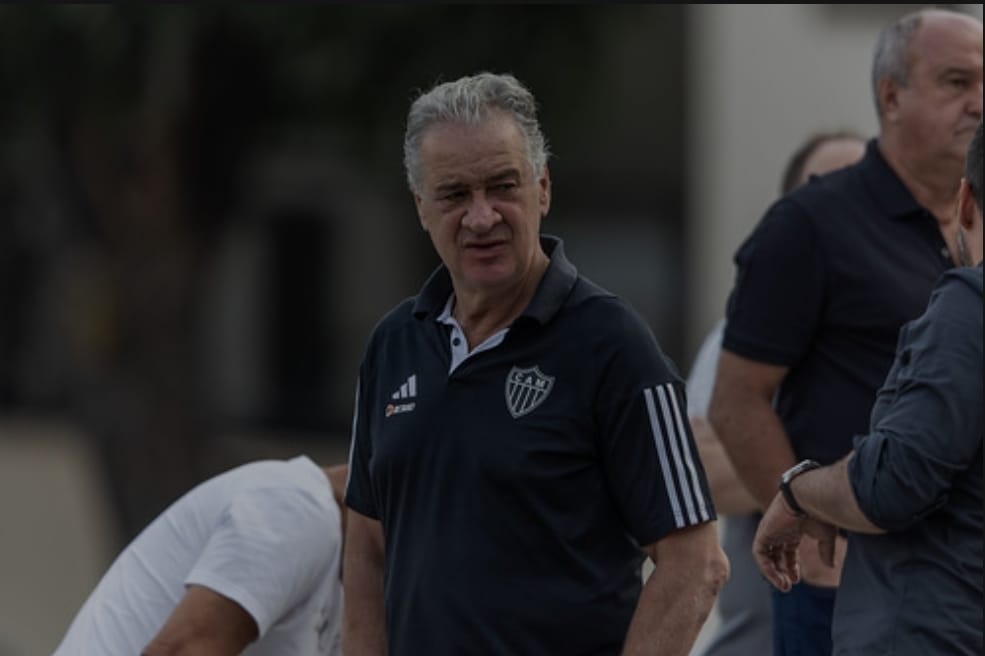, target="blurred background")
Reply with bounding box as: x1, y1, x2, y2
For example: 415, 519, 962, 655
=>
0, 4, 980, 654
